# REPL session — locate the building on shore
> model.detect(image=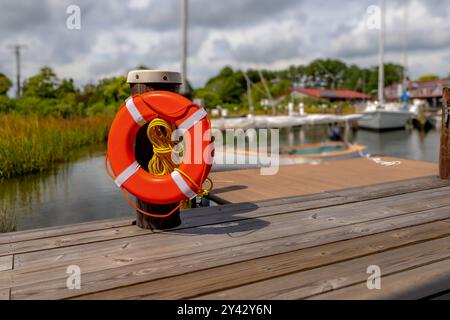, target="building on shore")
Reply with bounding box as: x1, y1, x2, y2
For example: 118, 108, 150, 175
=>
288, 88, 370, 102
384, 78, 450, 109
